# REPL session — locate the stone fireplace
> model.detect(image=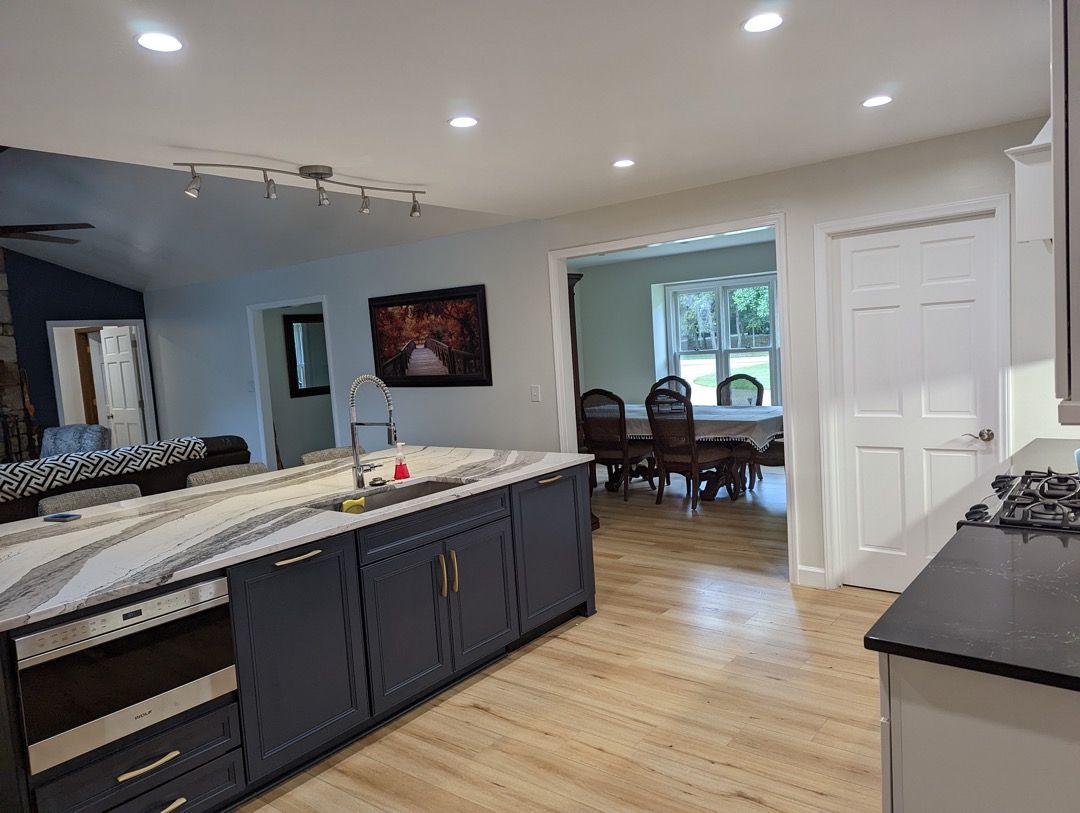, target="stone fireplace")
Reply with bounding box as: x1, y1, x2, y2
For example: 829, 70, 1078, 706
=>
0, 251, 37, 462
